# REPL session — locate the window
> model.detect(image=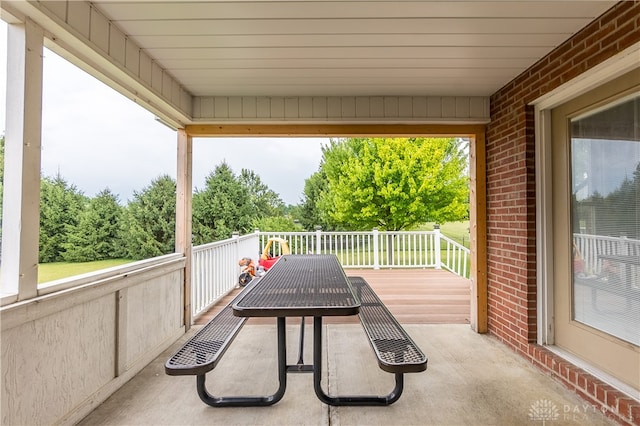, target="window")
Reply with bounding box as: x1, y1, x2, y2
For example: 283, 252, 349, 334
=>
550, 69, 639, 393
570, 95, 640, 346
